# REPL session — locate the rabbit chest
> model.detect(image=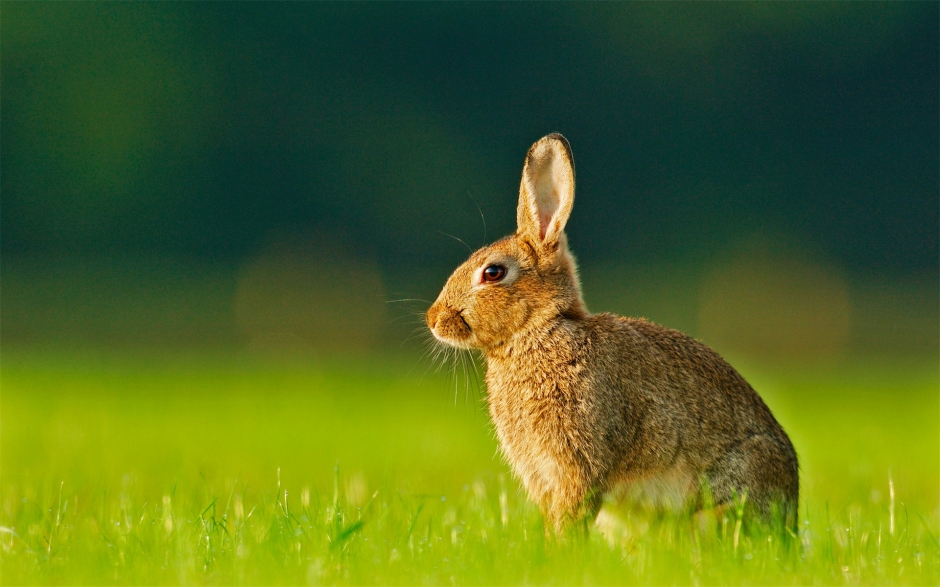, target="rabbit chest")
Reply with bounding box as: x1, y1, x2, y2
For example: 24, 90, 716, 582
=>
485, 351, 617, 504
